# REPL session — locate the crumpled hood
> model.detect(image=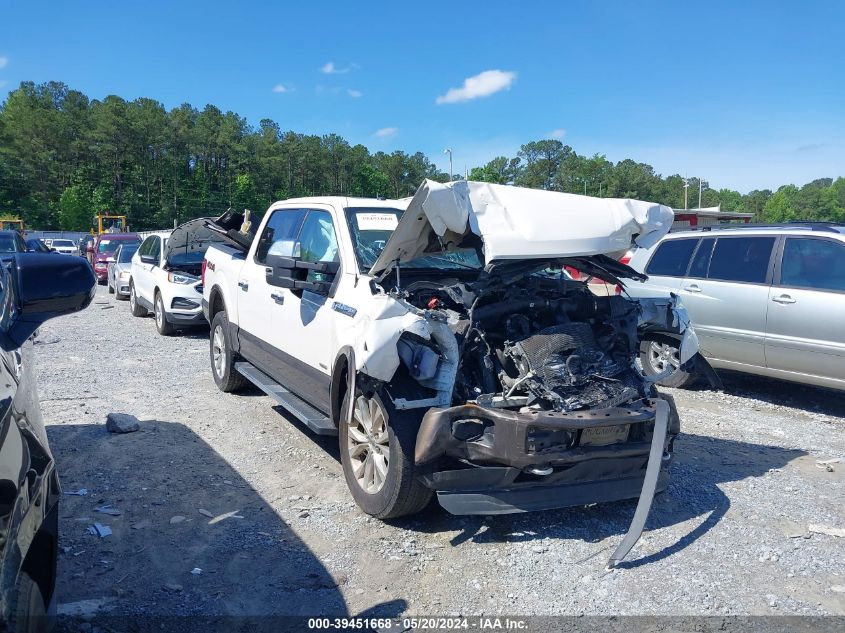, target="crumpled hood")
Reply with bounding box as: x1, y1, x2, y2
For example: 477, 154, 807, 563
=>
369, 179, 673, 275
163, 217, 226, 265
